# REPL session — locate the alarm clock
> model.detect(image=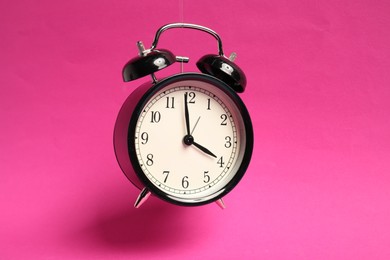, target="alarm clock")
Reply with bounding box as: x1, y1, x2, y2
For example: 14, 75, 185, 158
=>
114, 23, 253, 208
